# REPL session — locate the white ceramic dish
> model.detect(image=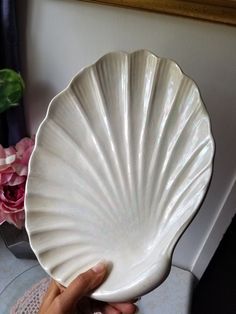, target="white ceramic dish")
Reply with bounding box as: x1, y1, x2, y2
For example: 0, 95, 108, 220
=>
25, 50, 214, 302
